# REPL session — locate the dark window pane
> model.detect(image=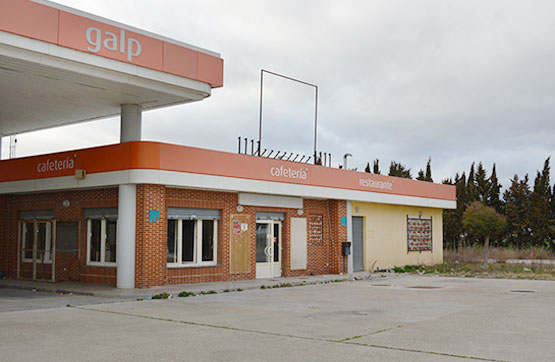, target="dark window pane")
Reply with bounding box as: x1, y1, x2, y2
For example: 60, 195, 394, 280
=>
105, 220, 117, 263
90, 220, 101, 262
167, 220, 177, 263
23, 223, 34, 260
273, 223, 279, 262
36, 222, 51, 262
57, 222, 78, 251
182, 220, 195, 262
256, 223, 269, 262
202, 220, 214, 262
